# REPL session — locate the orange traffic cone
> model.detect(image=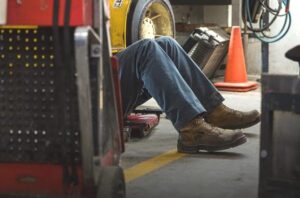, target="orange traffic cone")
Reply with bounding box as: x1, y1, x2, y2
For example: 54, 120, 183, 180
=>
214, 26, 258, 92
